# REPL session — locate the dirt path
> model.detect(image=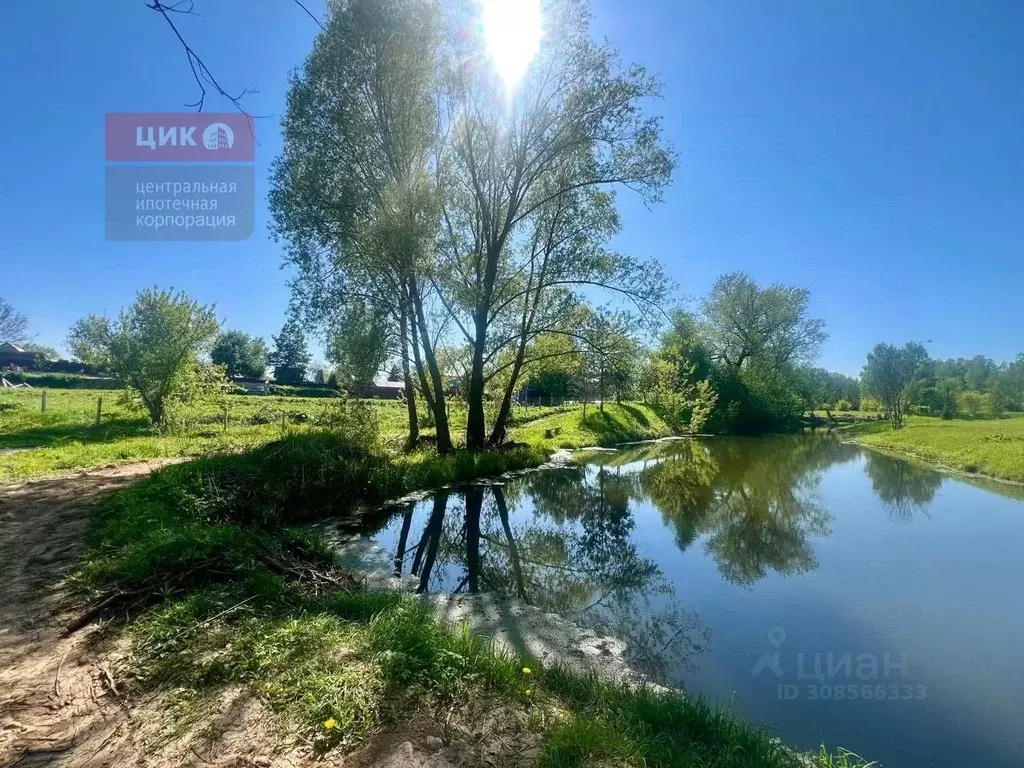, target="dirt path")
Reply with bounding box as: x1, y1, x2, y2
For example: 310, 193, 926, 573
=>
0, 462, 526, 768
0, 461, 313, 768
